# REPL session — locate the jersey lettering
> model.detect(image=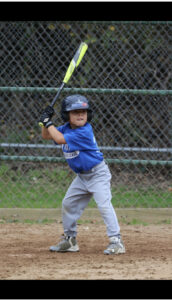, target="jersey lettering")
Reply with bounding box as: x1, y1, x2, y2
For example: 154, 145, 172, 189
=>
62, 144, 79, 159
63, 150, 80, 159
